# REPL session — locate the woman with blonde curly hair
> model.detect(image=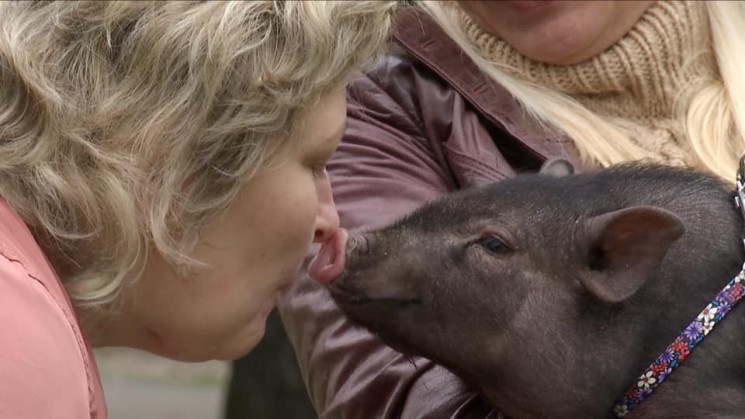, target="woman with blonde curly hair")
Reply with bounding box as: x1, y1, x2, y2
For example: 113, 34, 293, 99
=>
0, 1, 393, 417
278, 1, 745, 417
